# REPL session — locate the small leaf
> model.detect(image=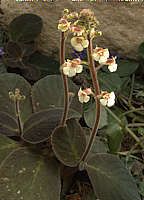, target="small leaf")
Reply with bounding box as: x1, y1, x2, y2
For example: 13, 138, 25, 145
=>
8, 14, 43, 42
117, 59, 139, 77
85, 153, 141, 200
32, 74, 82, 115
52, 118, 86, 167
0, 147, 61, 200
84, 103, 108, 129
0, 111, 19, 136
22, 108, 81, 144
138, 127, 144, 136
